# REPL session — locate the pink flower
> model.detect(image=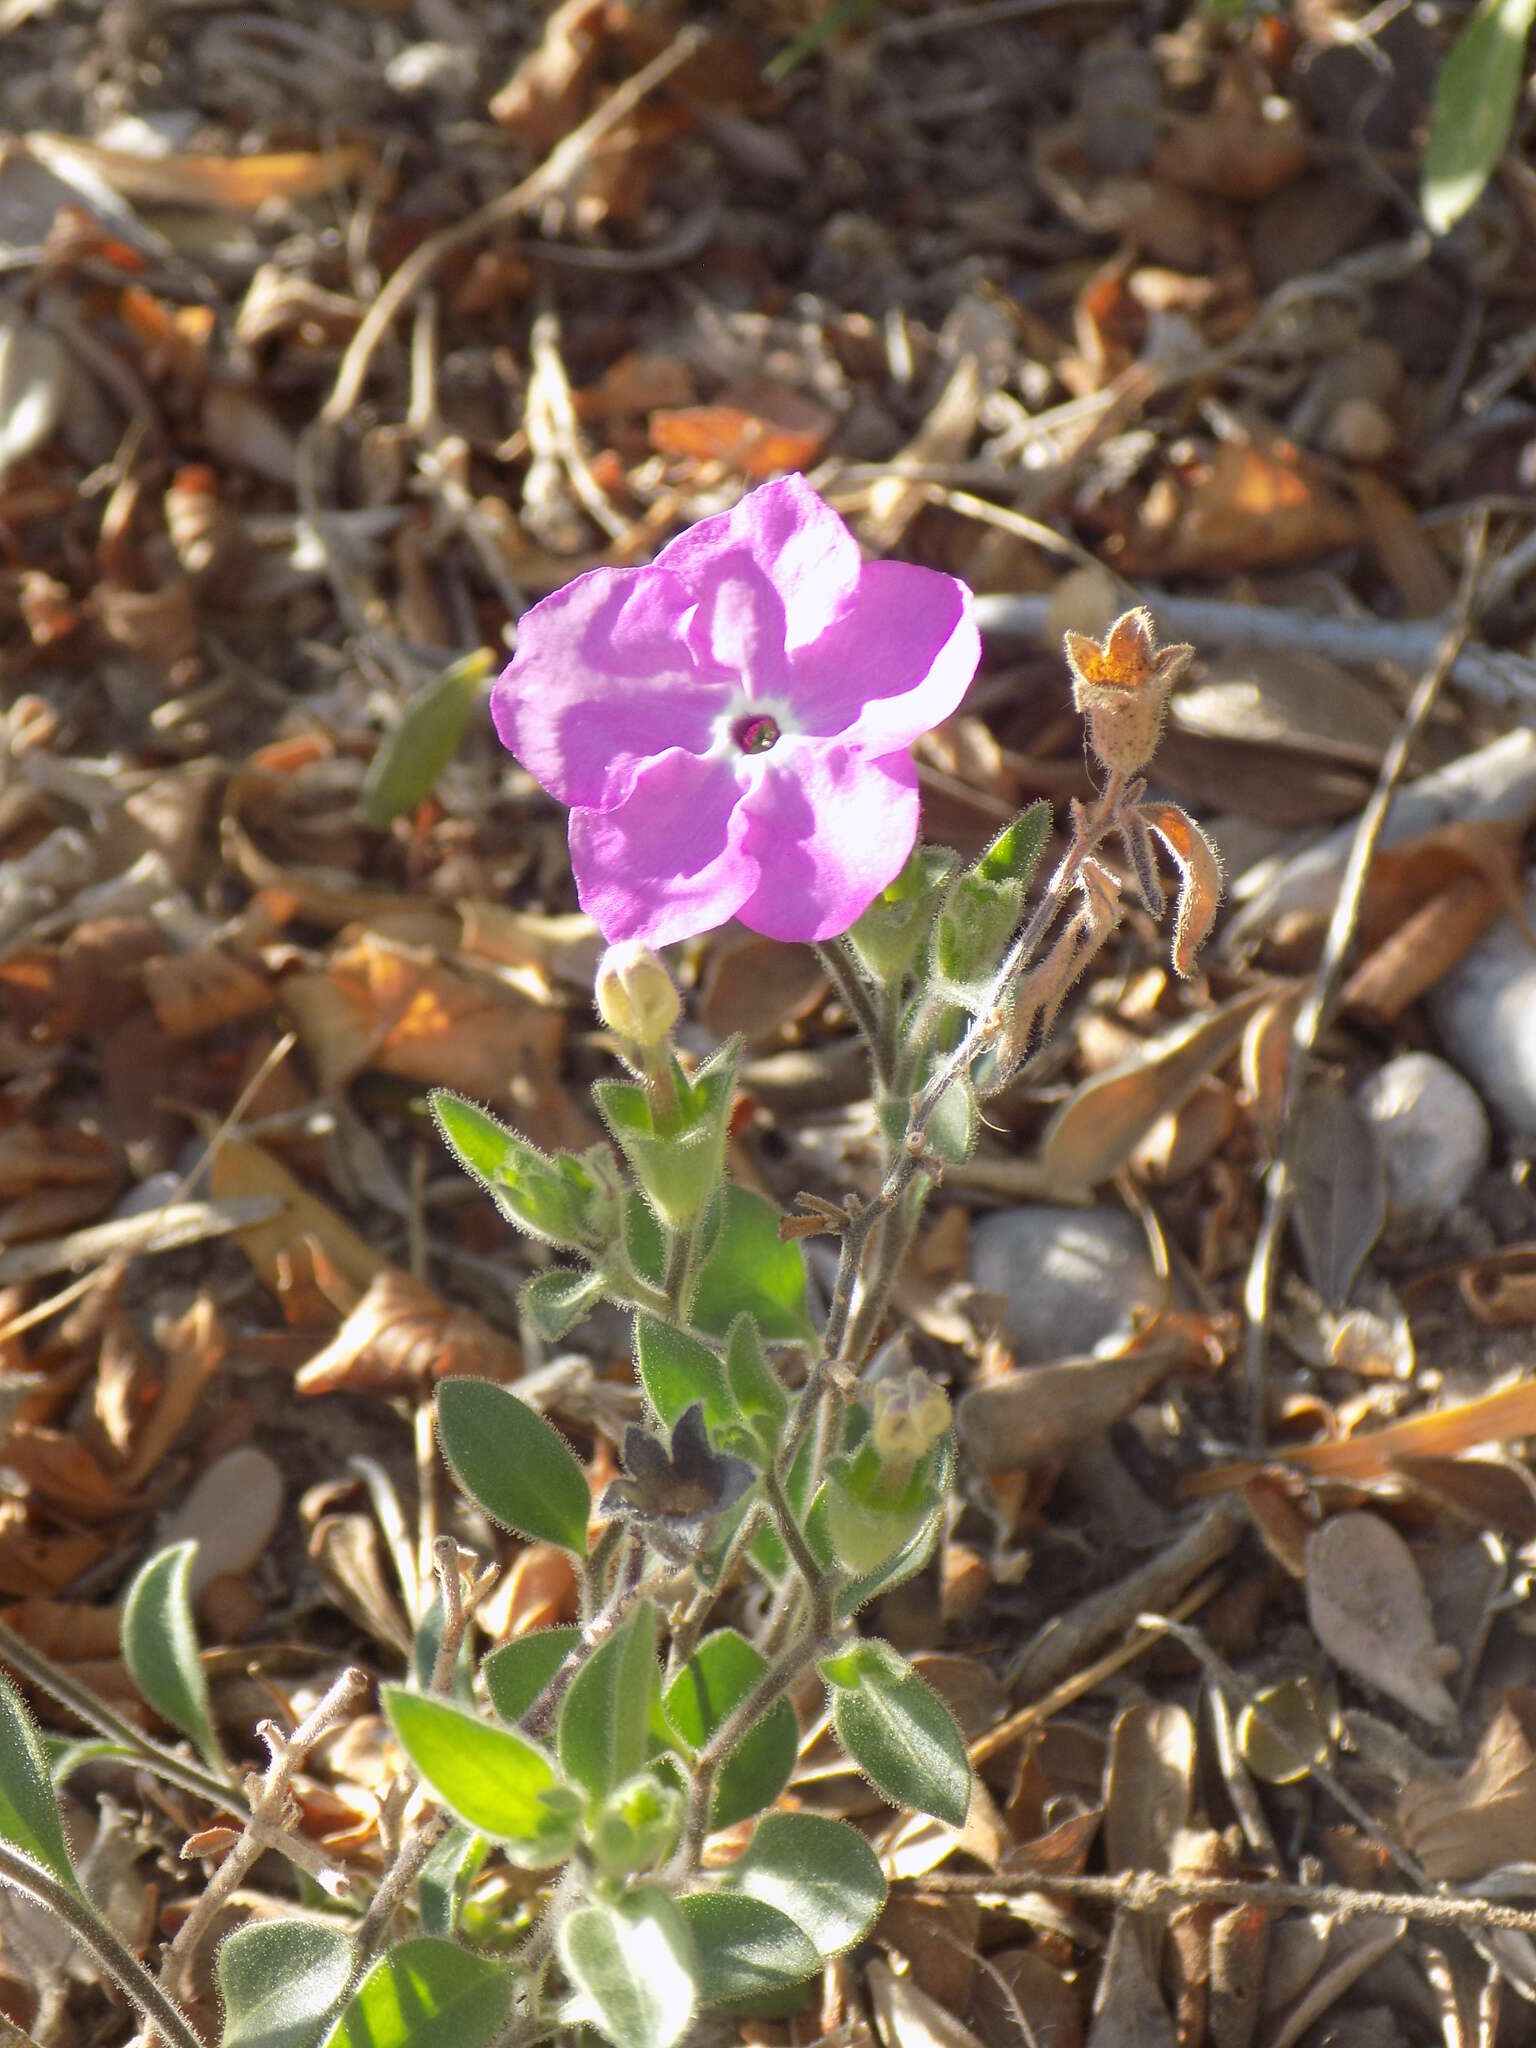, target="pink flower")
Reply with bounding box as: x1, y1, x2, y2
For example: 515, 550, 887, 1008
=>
491, 475, 980, 946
